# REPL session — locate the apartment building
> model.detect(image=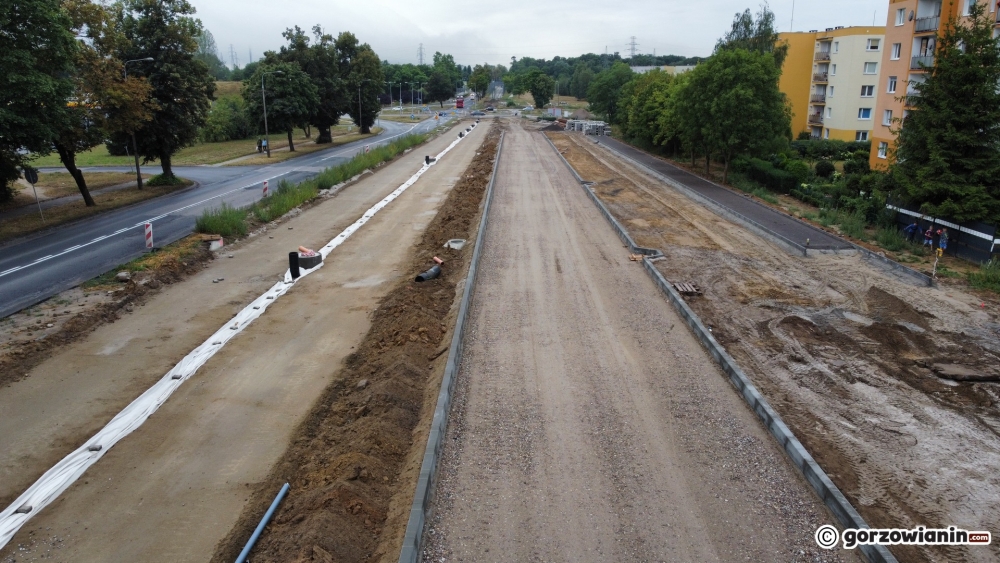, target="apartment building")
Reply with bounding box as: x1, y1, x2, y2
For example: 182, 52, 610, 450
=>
779, 26, 885, 141
870, 0, 1000, 169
